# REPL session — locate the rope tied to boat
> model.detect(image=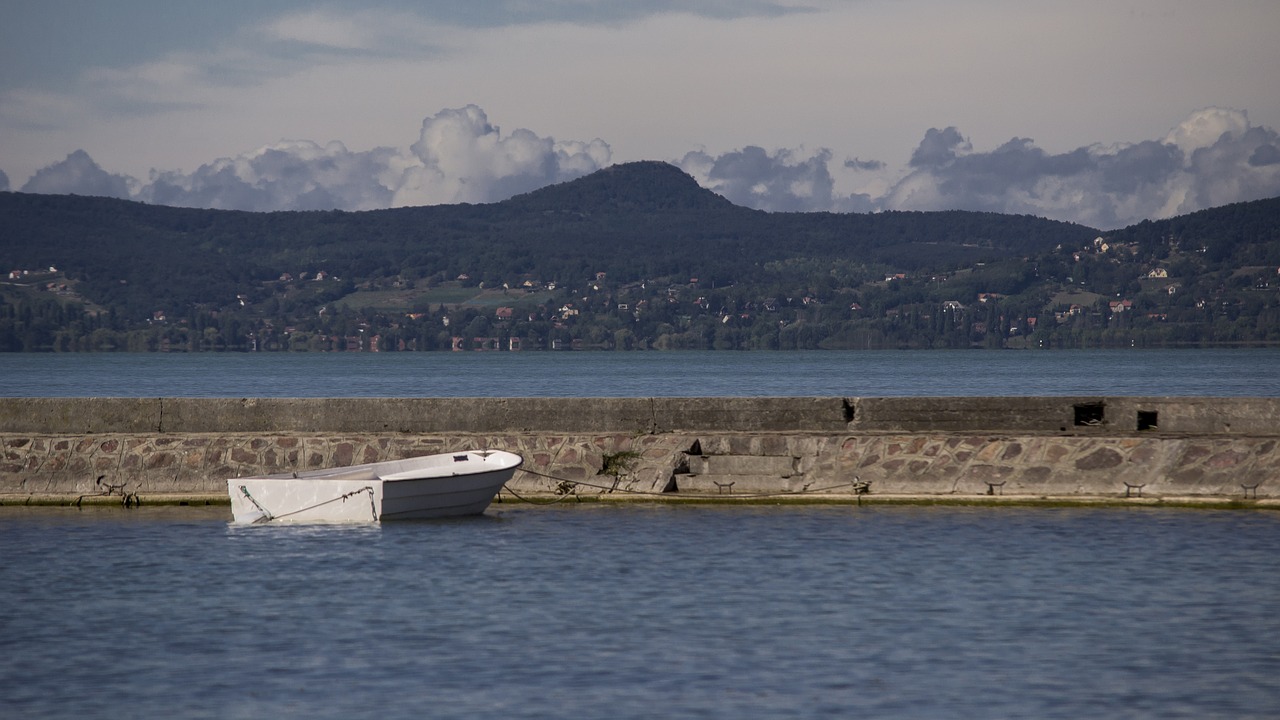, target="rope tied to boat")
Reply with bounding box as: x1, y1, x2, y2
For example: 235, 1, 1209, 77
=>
238, 485, 275, 523
241, 485, 377, 523
499, 481, 584, 506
